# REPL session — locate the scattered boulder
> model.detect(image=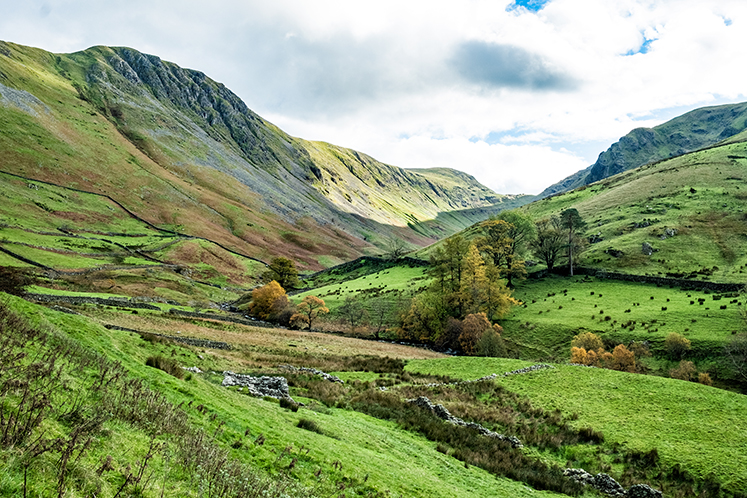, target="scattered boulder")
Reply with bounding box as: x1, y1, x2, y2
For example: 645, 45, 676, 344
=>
593, 473, 626, 497
222, 371, 293, 400
182, 366, 203, 374
589, 233, 604, 244
564, 469, 661, 497
627, 483, 663, 498
642, 242, 656, 256
605, 248, 625, 258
